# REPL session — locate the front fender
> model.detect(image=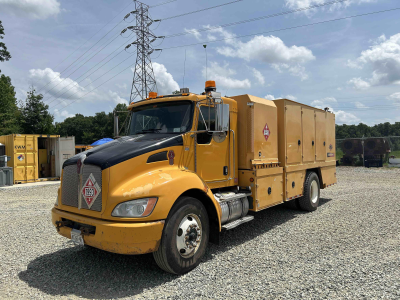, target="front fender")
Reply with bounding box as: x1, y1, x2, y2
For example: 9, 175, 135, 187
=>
104, 160, 221, 228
